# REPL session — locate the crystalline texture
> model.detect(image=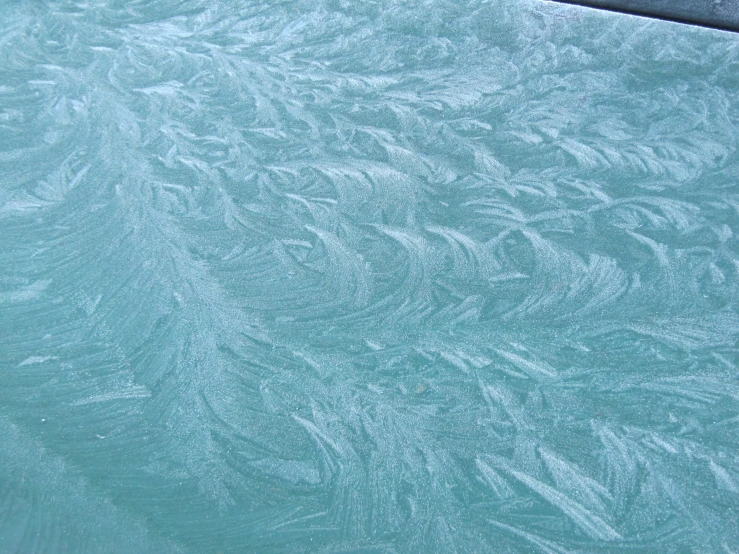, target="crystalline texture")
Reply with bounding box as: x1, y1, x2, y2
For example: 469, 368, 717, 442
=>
1, 1, 738, 552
